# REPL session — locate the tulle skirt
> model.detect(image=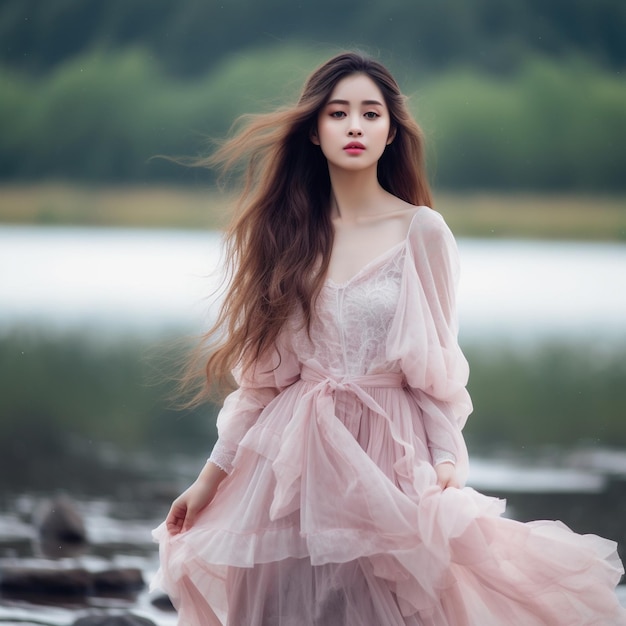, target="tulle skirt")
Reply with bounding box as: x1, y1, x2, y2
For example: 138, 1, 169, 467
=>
152, 377, 626, 625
